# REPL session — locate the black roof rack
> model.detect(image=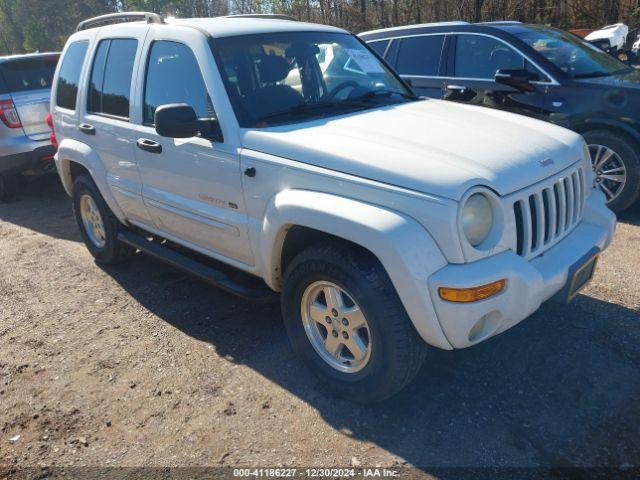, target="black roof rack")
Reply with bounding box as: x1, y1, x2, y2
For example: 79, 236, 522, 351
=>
76, 12, 164, 32
222, 14, 296, 21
